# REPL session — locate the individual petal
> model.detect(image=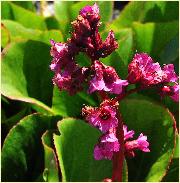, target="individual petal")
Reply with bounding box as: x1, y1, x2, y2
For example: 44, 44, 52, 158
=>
162, 64, 178, 83
142, 62, 164, 86
160, 84, 179, 102
94, 132, 120, 160
94, 144, 113, 160
124, 133, 150, 157
88, 76, 105, 93
123, 125, 134, 140
170, 84, 179, 102
50, 40, 68, 58
137, 133, 150, 152
108, 79, 129, 94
